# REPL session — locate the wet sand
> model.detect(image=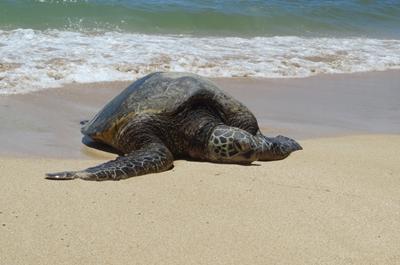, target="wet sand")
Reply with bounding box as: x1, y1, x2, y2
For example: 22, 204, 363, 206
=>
0, 70, 399, 158
0, 71, 400, 264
